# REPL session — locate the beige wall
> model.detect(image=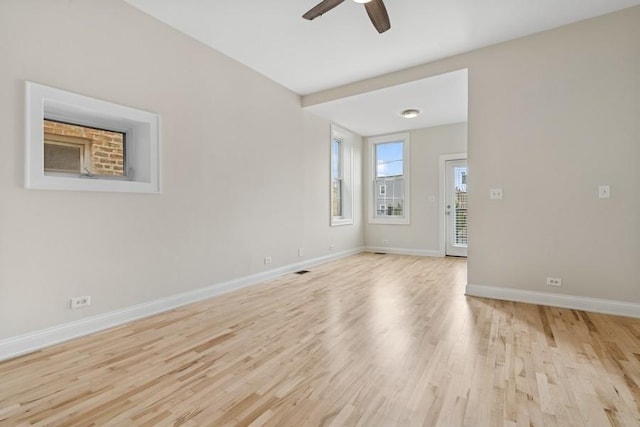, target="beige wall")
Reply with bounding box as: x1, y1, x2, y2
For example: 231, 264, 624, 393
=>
309, 6, 640, 304
0, 0, 363, 339
365, 123, 467, 253
467, 7, 640, 302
